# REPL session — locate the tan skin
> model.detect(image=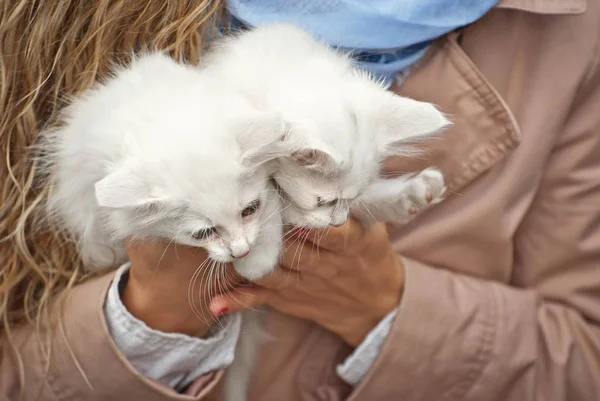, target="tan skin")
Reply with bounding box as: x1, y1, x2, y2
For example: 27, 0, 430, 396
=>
123, 239, 244, 337
212, 220, 404, 346
124, 219, 404, 347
